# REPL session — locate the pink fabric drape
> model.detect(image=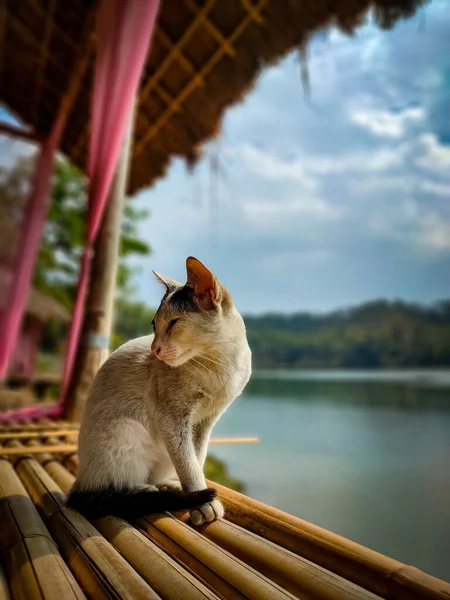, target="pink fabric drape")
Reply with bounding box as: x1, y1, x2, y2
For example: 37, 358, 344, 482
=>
62, 0, 160, 398
0, 114, 64, 381
0, 0, 160, 423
